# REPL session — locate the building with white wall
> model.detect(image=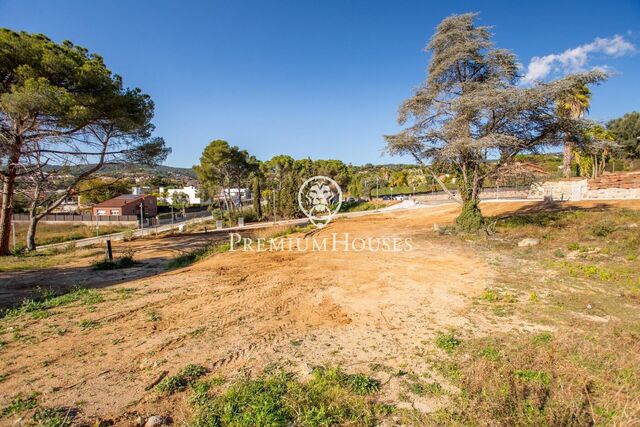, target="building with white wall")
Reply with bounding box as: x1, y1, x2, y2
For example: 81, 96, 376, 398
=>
160, 186, 202, 205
